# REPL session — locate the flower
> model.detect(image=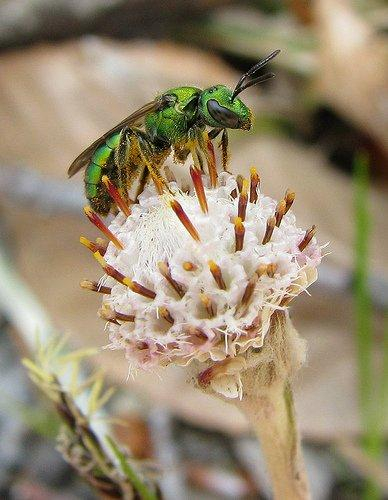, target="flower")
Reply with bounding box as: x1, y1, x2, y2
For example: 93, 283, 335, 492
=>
81, 168, 321, 399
